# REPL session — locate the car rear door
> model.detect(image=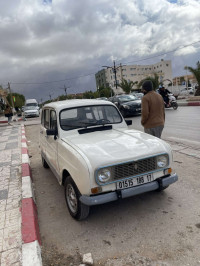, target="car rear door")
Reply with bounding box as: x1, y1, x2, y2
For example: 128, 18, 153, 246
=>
40, 108, 49, 159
